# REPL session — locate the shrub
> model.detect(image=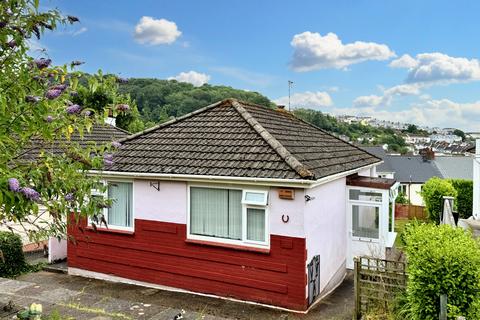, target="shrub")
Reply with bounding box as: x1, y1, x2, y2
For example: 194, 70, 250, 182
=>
448, 179, 473, 219
420, 177, 457, 223
402, 223, 480, 319
0, 231, 27, 277
396, 192, 410, 205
